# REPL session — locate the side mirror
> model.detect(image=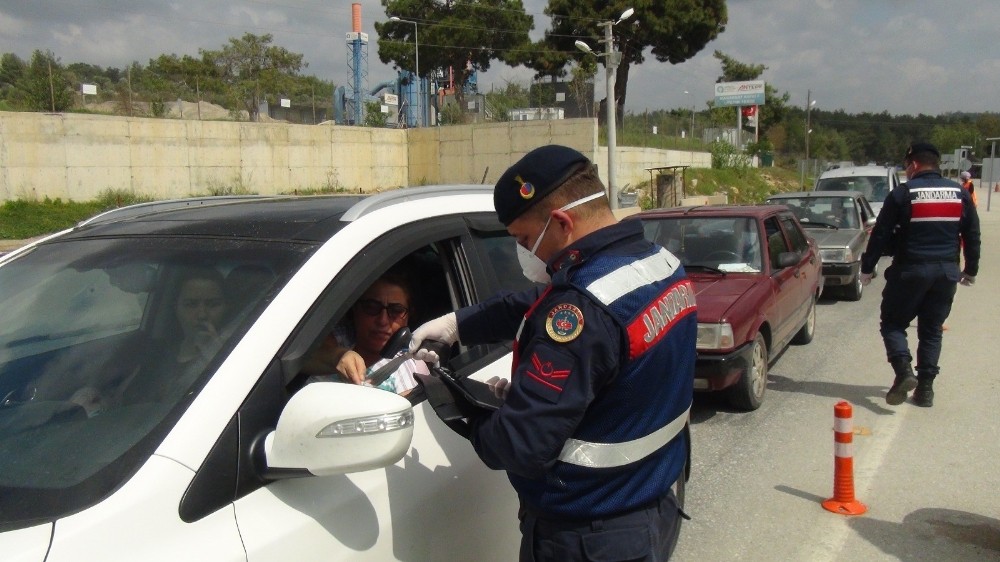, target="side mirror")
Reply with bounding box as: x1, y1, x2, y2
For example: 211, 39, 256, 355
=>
777, 251, 800, 269
260, 383, 413, 478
